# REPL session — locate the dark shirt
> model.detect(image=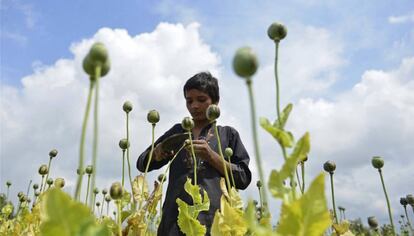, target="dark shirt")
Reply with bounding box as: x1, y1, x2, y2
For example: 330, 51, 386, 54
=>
136, 123, 251, 236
